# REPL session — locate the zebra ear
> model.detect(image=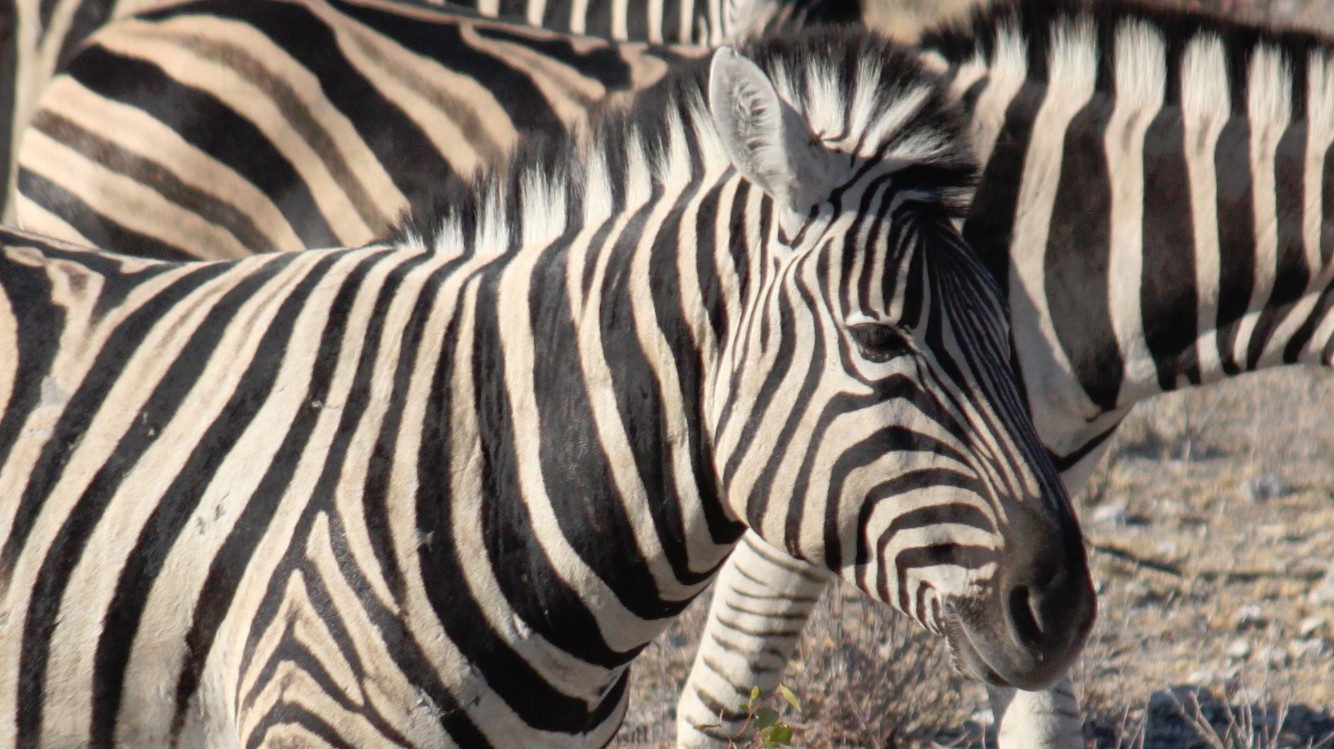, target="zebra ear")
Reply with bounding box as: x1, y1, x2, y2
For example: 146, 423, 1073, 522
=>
708, 46, 831, 237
